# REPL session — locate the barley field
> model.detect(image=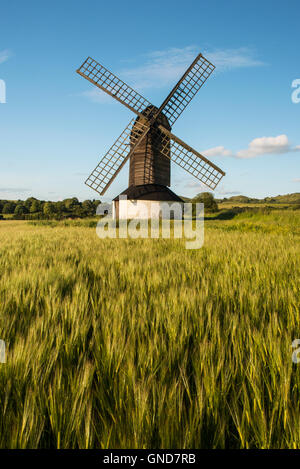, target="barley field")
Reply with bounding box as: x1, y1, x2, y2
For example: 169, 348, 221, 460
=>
0, 211, 299, 448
